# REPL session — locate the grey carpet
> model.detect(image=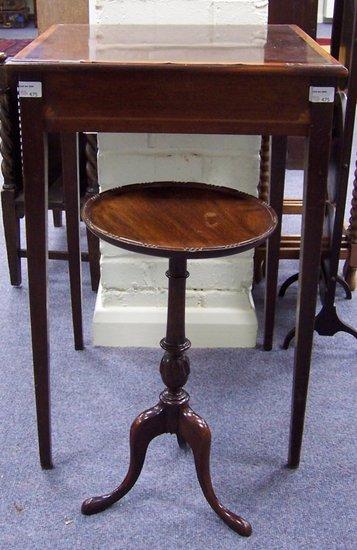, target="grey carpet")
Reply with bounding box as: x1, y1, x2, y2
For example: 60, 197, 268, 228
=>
0, 21, 38, 40
0, 171, 356, 550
